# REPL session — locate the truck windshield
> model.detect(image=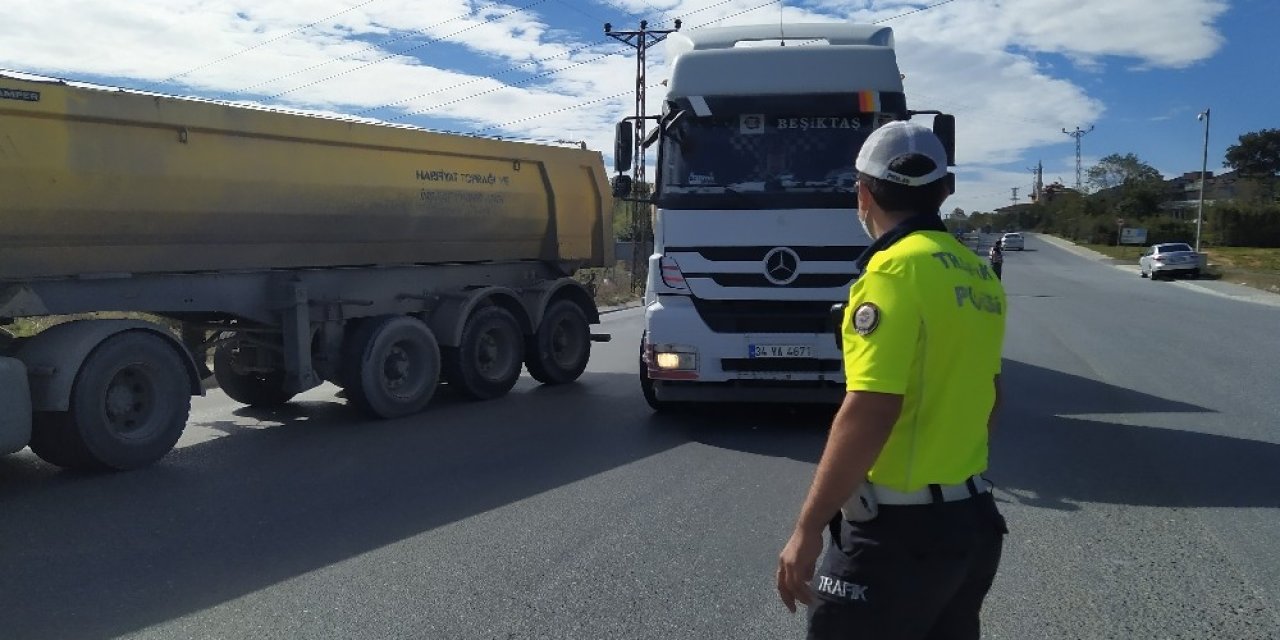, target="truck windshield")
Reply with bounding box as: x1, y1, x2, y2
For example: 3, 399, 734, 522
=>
658, 111, 876, 210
